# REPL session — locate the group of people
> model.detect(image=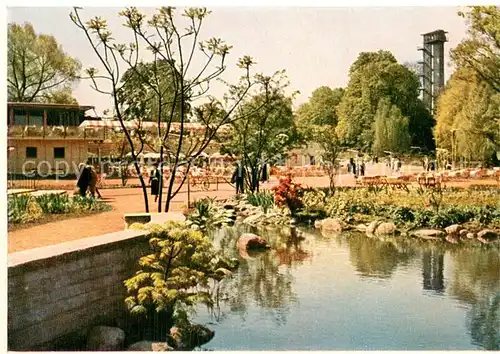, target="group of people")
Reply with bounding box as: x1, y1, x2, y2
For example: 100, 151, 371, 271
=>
231, 160, 270, 194
76, 163, 102, 198
348, 157, 366, 177
423, 157, 437, 172
388, 157, 403, 172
